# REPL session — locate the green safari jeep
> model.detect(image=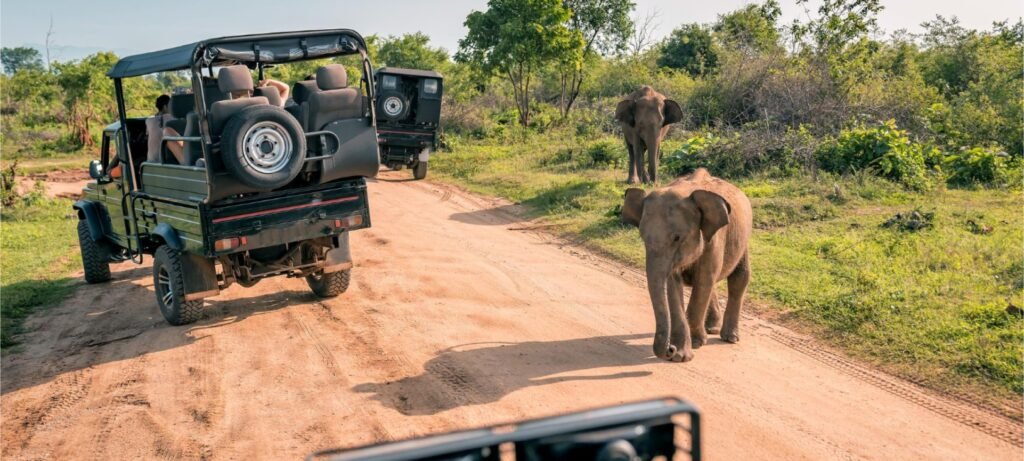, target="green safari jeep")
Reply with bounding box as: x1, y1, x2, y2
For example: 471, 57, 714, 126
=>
74, 29, 381, 325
